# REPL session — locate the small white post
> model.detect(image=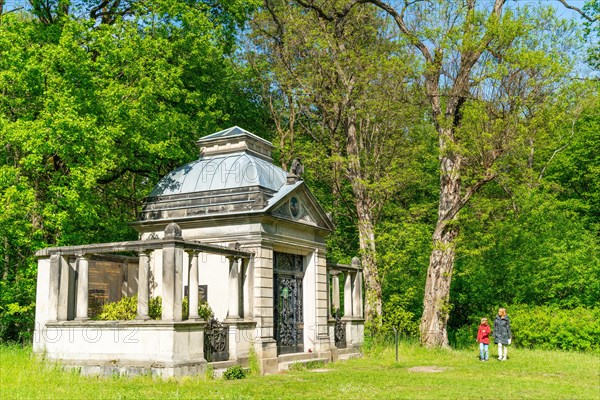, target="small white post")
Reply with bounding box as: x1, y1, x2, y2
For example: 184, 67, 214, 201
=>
344, 272, 353, 317
136, 251, 151, 320
332, 272, 340, 312
353, 271, 363, 318
188, 250, 200, 320
162, 223, 184, 321
227, 257, 240, 320
75, 255, 89, 321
